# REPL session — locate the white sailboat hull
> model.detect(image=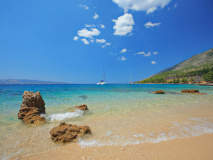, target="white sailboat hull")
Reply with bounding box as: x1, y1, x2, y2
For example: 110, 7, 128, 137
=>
97, 82, 106, 85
